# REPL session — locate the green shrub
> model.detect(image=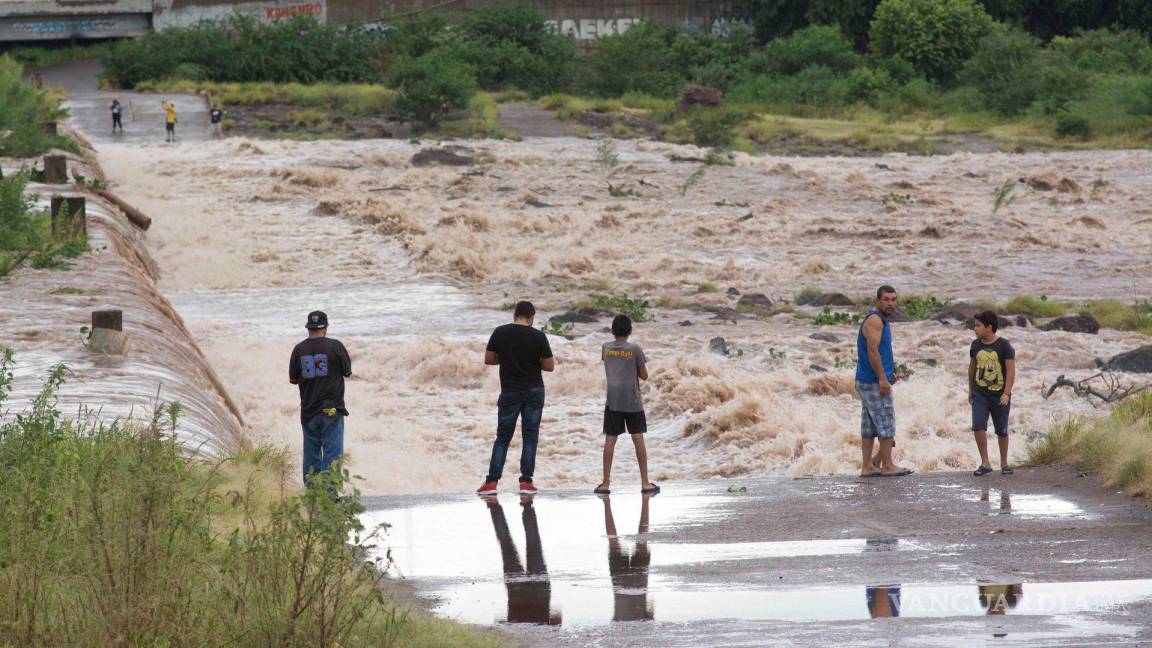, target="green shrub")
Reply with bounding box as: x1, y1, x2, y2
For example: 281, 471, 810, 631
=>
383, 12, 450, 58
1049, 28, 1152, 73
1002, 294, 1065, 318
0, 56, 76, 158
759, 24, 860, 75
0, 170, 48, 254
870, 0, 997, 83
586, 293, 650, 321
669, 30, 756, 91
686, 107, 745, 147
901, 295, 949, 320
452, 1, 577, 95
386, 49, 478, 127
0, 354, 408, 646
584, 21, 683, 98
959, 28, 1042, 115
1055, 112, 1093, 139
101, 15, 386, 87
